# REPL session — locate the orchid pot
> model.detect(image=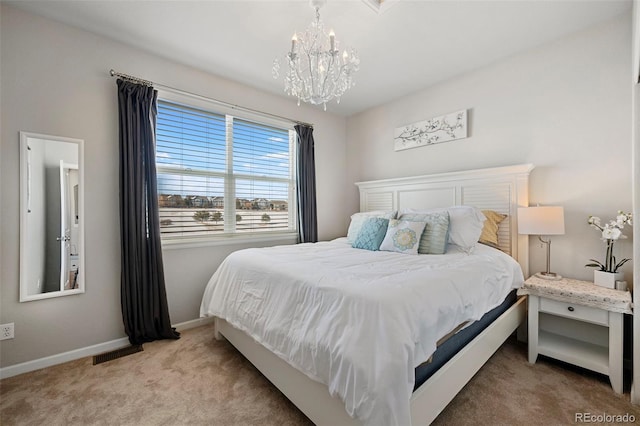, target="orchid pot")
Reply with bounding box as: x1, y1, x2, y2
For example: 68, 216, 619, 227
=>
585, 211, 632, 288
593, 270, 624, 289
